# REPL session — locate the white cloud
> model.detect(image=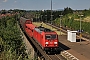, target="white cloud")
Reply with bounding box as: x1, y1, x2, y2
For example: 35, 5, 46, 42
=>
3, 0, 8, 2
